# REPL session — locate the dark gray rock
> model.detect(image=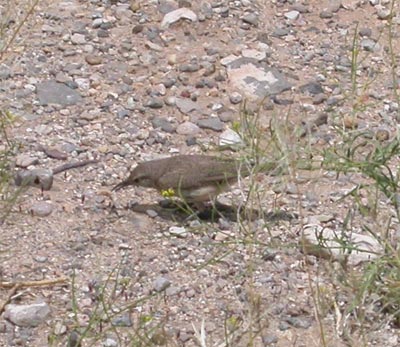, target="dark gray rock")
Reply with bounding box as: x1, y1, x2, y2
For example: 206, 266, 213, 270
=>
197, 118, 224, 131
151, 117, 176, 133
36, 81, 82, 106
153, 276, 171, 292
